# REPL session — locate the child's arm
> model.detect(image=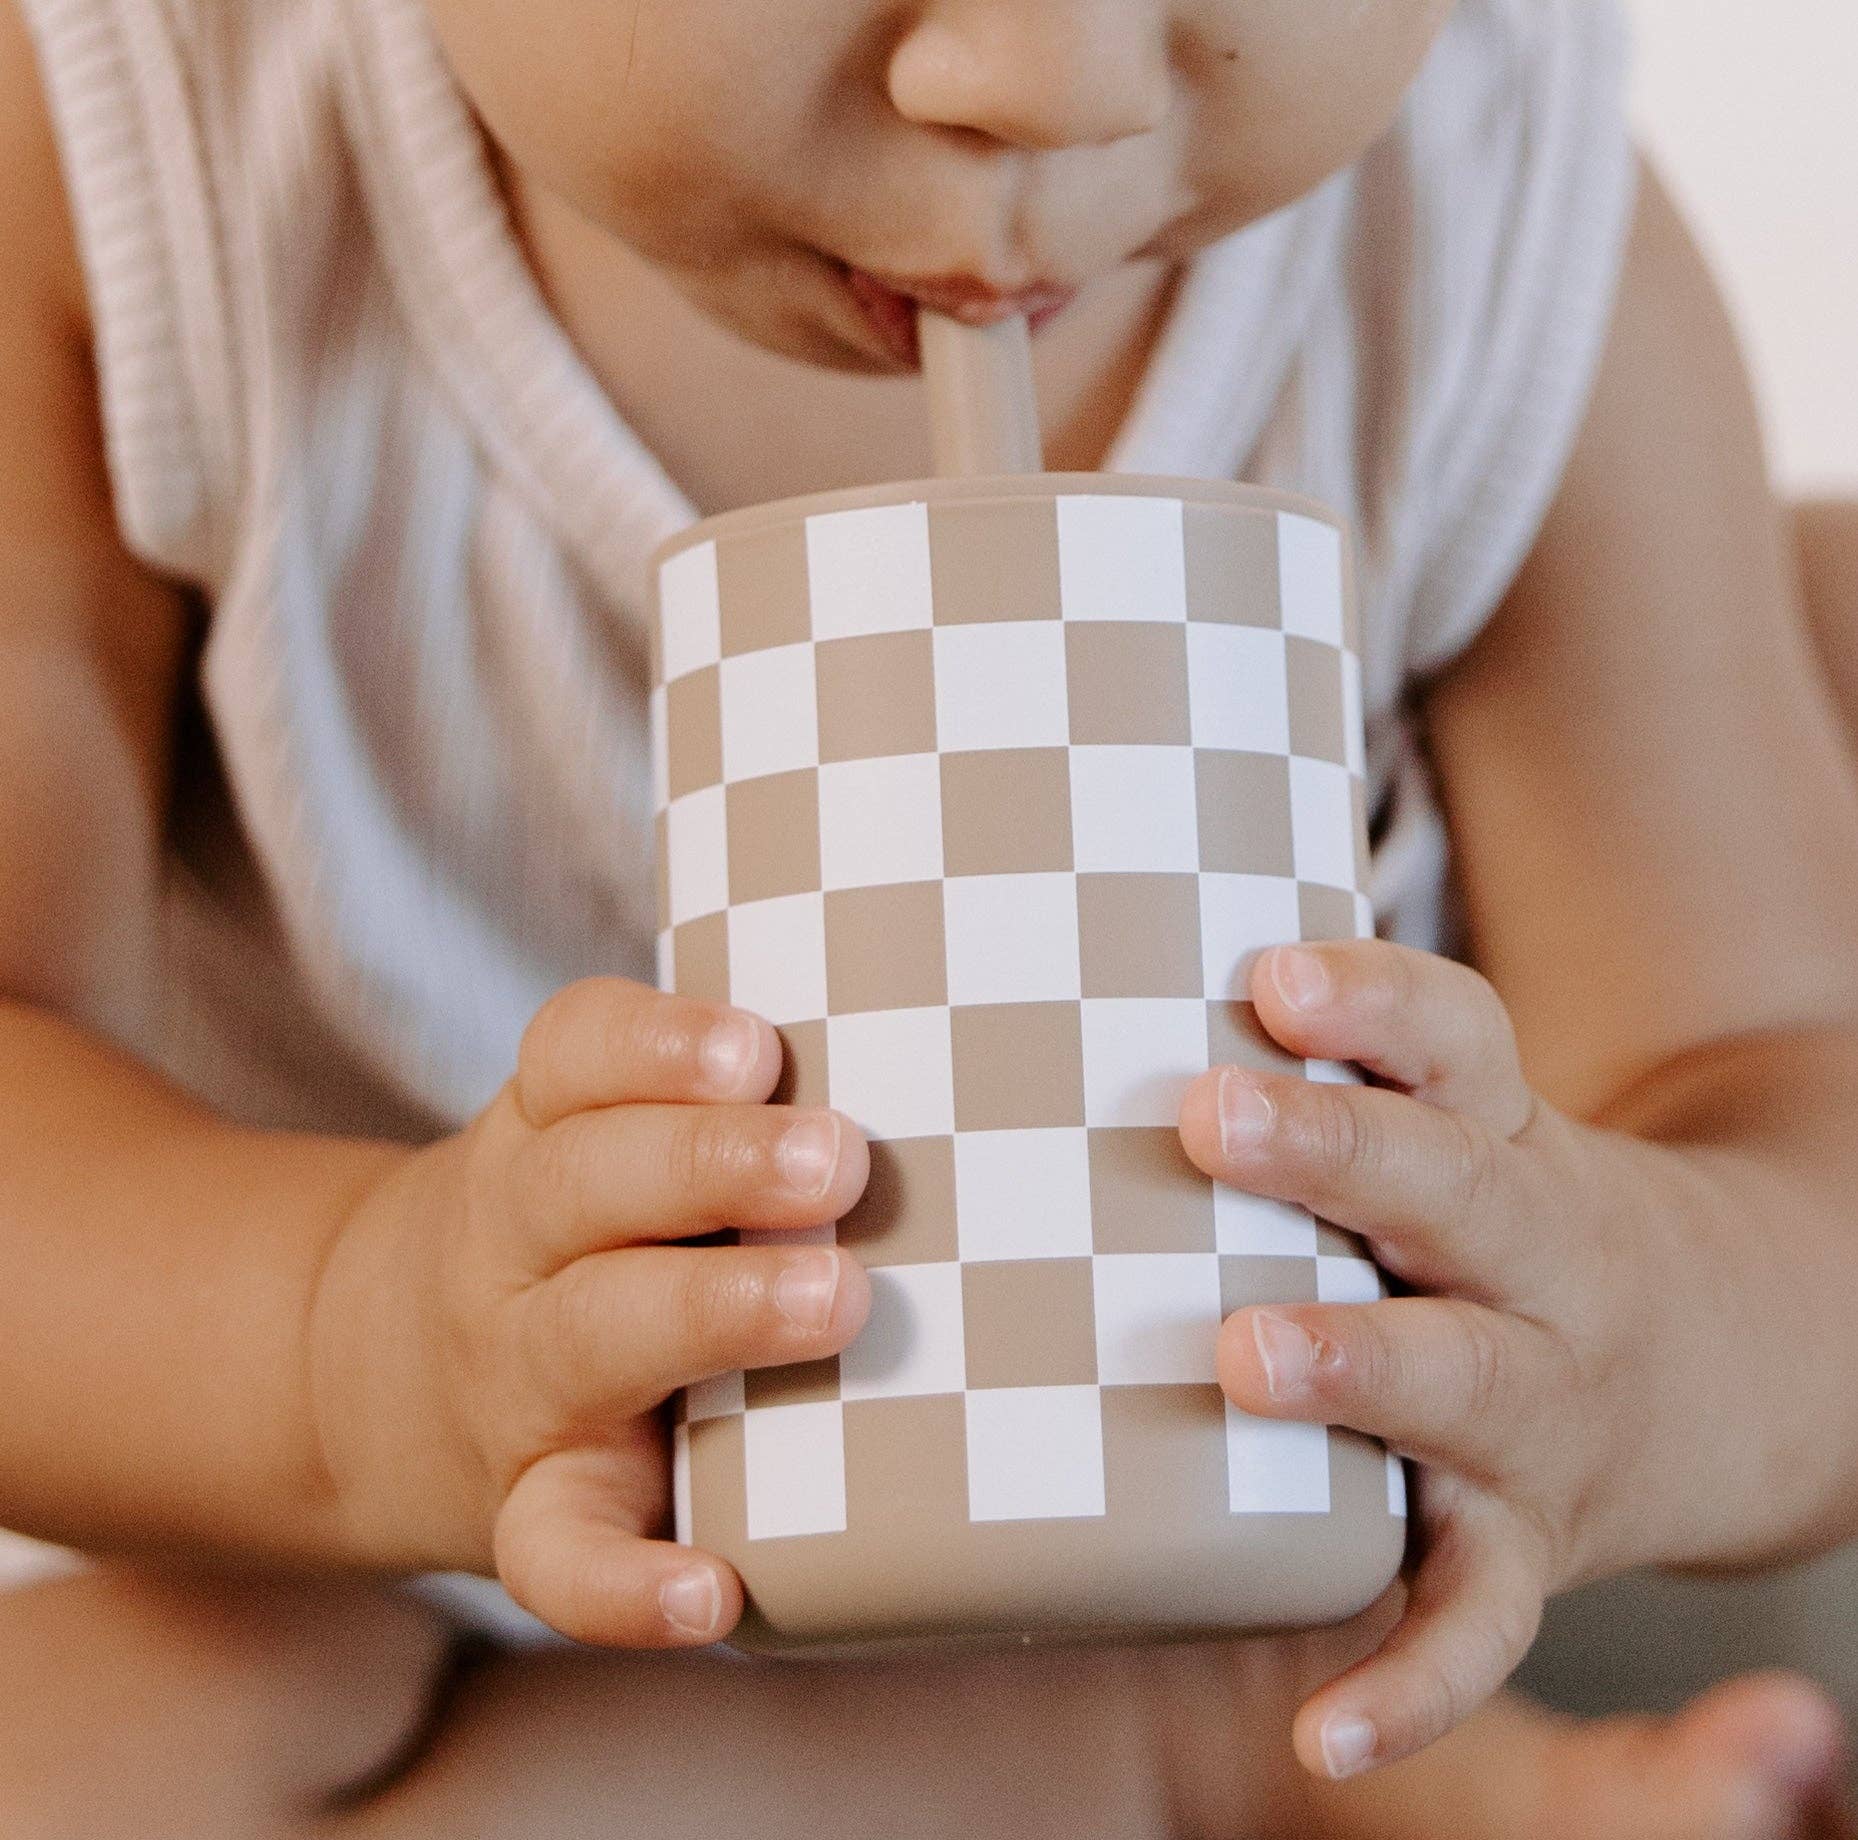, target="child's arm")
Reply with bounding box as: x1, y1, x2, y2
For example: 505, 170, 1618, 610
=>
0, 7, 360, 1564
0, 10, 871, 1640
1180, 164, 1858, 1777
